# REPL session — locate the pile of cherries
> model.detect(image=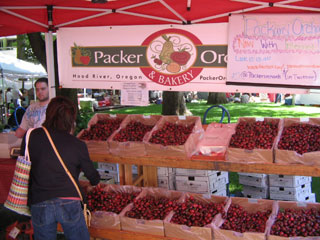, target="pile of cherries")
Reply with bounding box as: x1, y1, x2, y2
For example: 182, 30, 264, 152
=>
221, 203, 271, 233
113, 121, 154, 142
277, 123, 320, 154
125, 196, 178, 220
80, 119, 122, 141
170, 196, 225, 227
270, 208, 320, 237
87, 186, 140, 214
149, 122, 195, 146
229, 120, 279, 150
